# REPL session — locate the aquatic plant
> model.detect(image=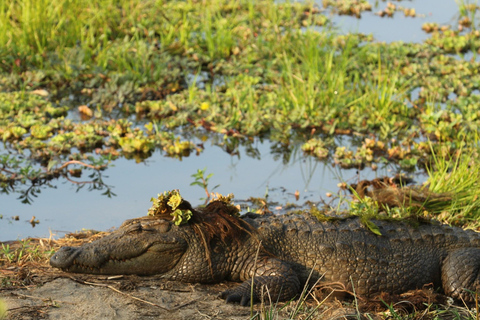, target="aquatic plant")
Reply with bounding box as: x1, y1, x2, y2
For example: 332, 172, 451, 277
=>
1, 0, 480, 205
